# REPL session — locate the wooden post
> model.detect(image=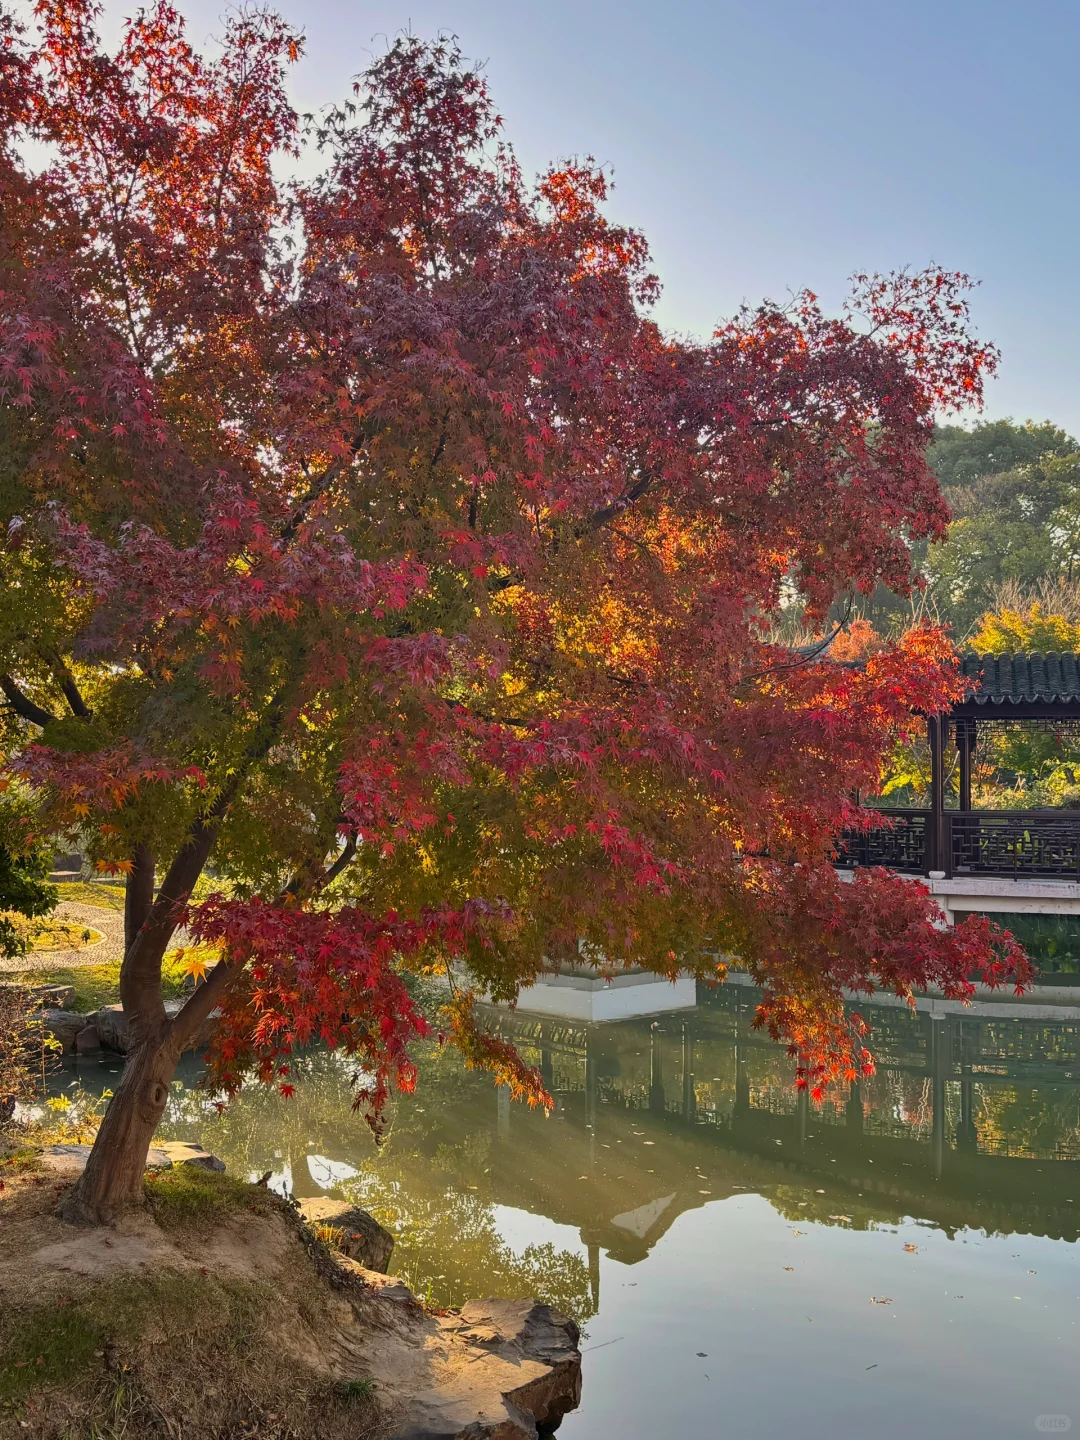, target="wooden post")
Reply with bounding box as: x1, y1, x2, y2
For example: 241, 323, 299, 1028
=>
648, 1024, 665, 1115
928, 714, 946, 875
956, 717, 974, 813
930, 1015, 948, 1180
681, 1022, 696, 1122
